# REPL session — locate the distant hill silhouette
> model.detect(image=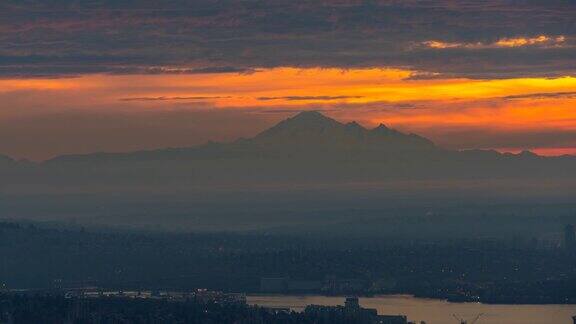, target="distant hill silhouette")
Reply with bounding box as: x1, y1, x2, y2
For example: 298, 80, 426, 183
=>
1, 111, 576, 190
